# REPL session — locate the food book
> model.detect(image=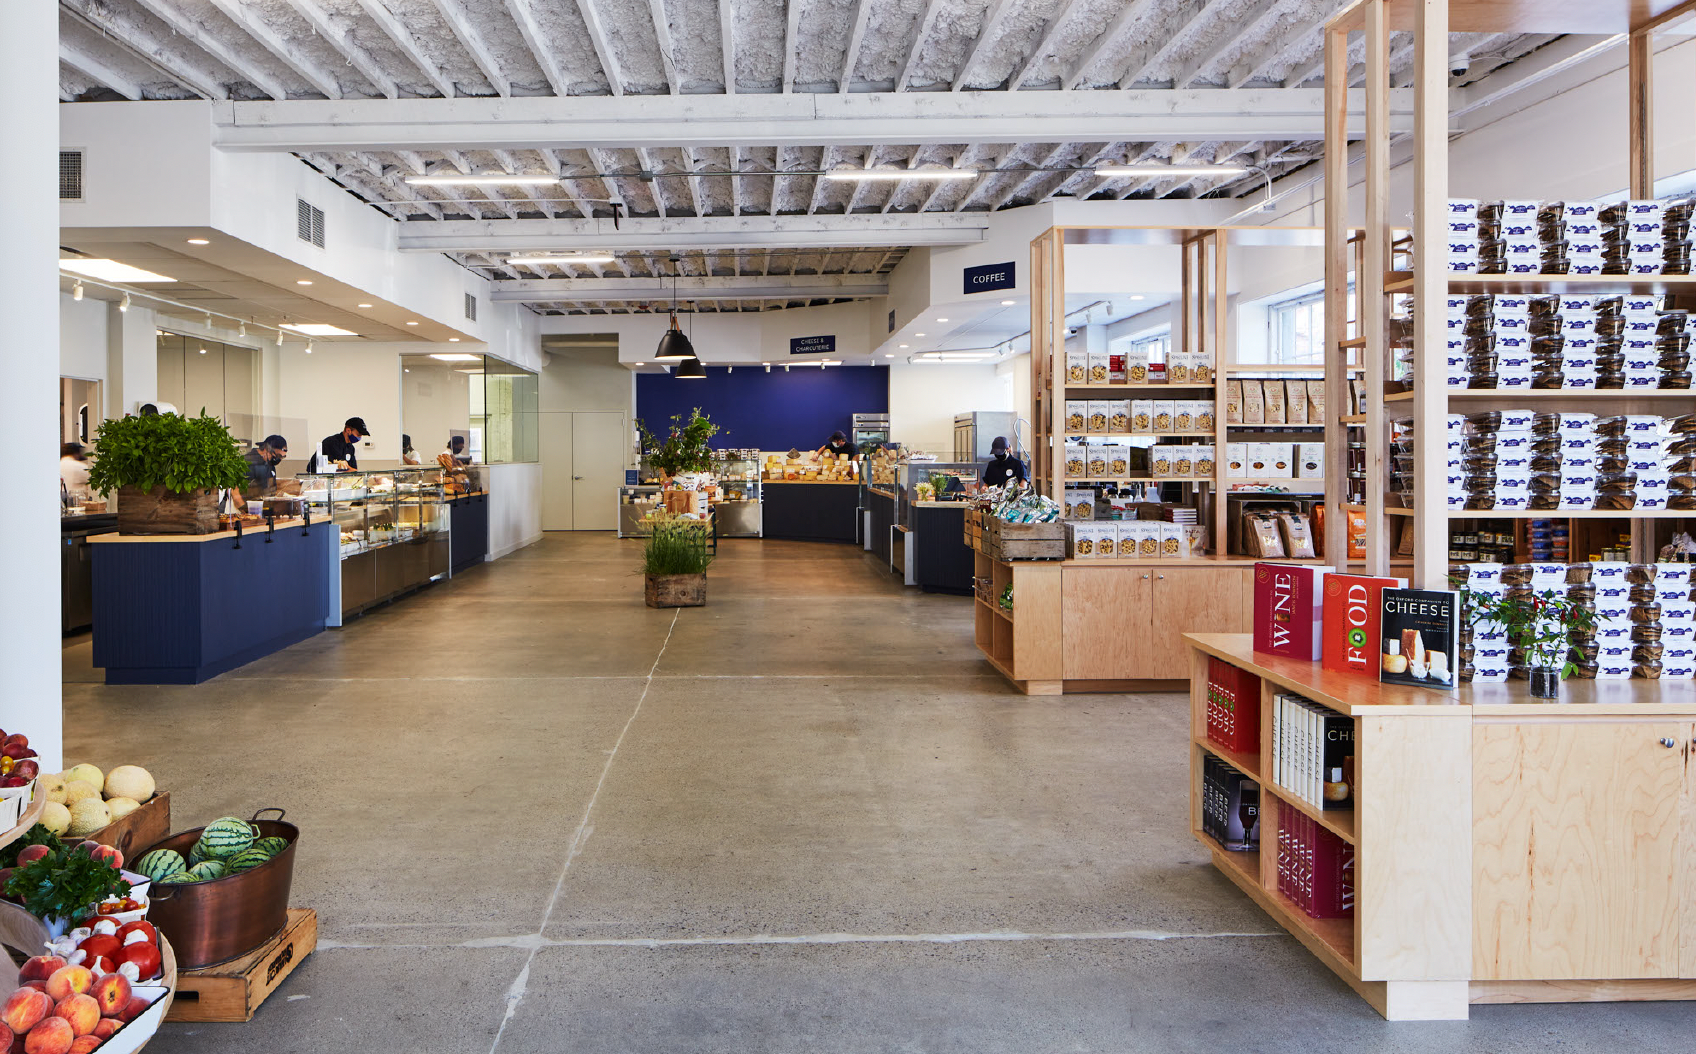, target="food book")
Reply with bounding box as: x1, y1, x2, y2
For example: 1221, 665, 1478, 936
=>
1321, 573, 1407, 676
1379, 588, 1461, 691
1253, 563, 1333, 661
